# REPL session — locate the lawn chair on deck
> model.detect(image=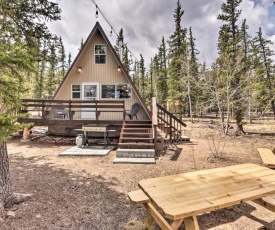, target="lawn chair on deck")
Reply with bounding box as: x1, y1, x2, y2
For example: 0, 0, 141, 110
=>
126, 103, 140, 120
